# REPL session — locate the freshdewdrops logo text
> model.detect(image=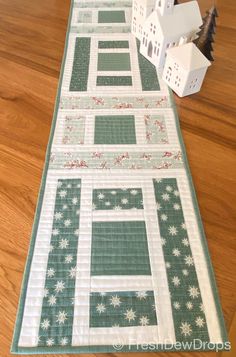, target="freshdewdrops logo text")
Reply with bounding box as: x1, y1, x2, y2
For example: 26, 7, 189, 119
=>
112, 339, 231, 352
